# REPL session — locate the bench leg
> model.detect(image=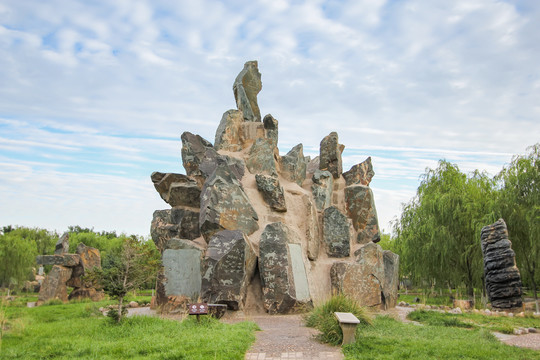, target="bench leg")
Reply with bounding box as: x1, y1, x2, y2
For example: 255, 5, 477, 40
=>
340, 323, 358, 345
